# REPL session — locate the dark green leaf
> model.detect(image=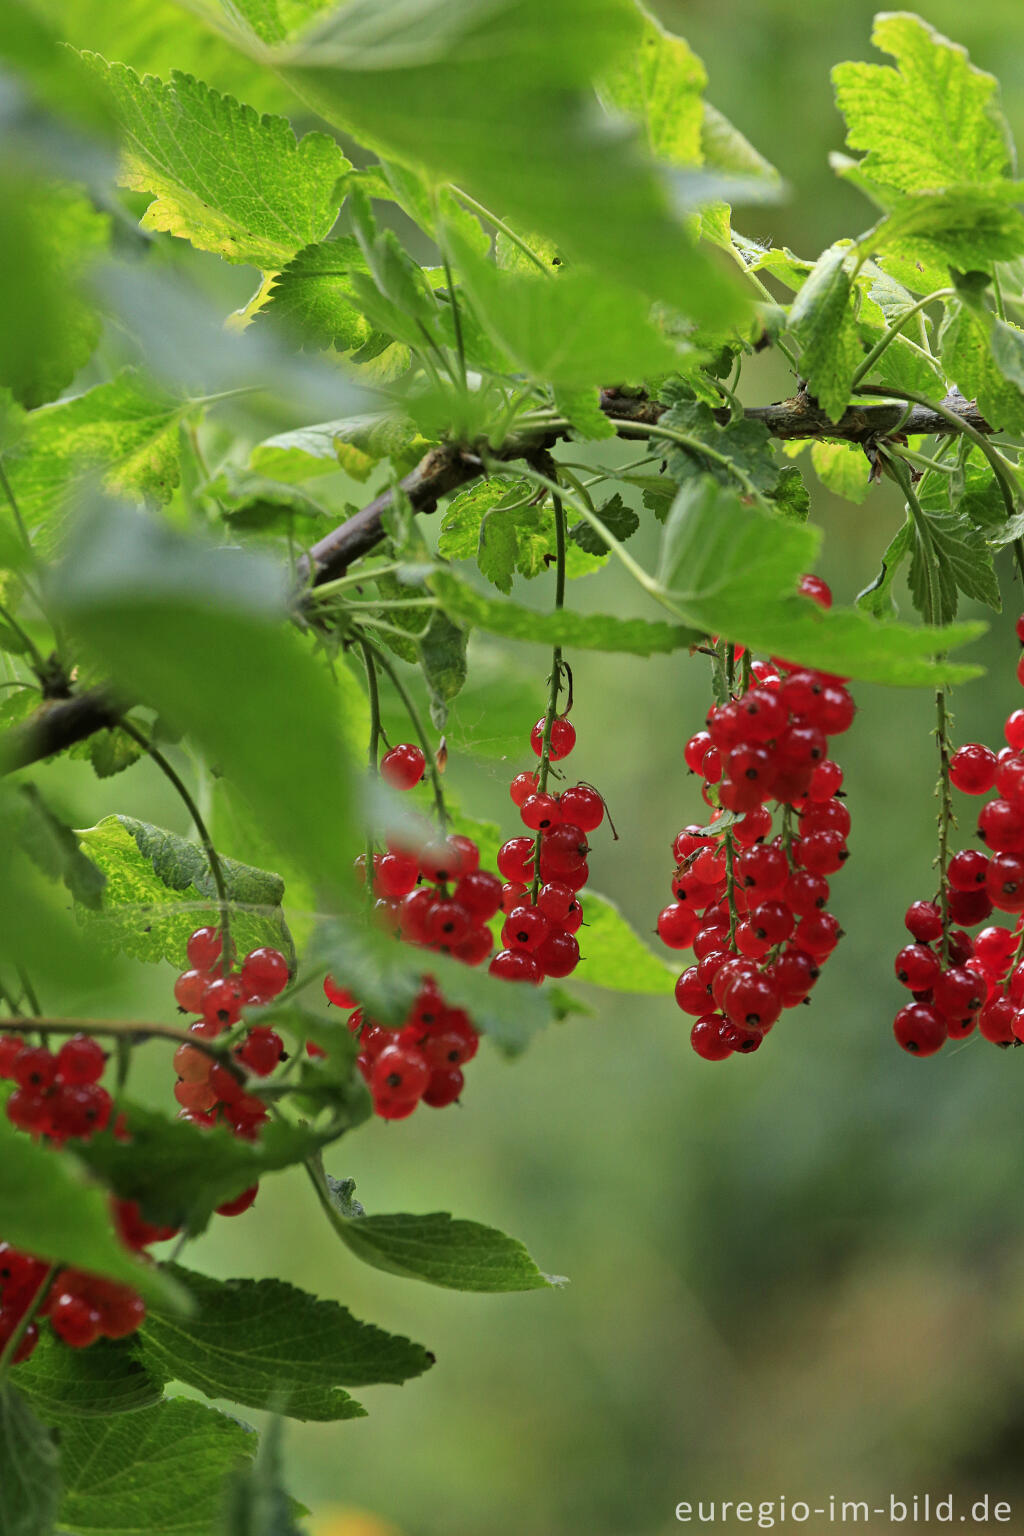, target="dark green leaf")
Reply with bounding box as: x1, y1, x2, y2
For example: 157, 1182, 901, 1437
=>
138, 1265, 432, 1420
908, 509, 1002, 622
262, 239, 374, 352
0, 1384, 59, 1536
765, 465, 810, 521
418, 610, 468, 729
16, 1334, 162, 1420
569, 493, 639, 554
856, 519, 912, 617
58, 1398, 255, 1536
